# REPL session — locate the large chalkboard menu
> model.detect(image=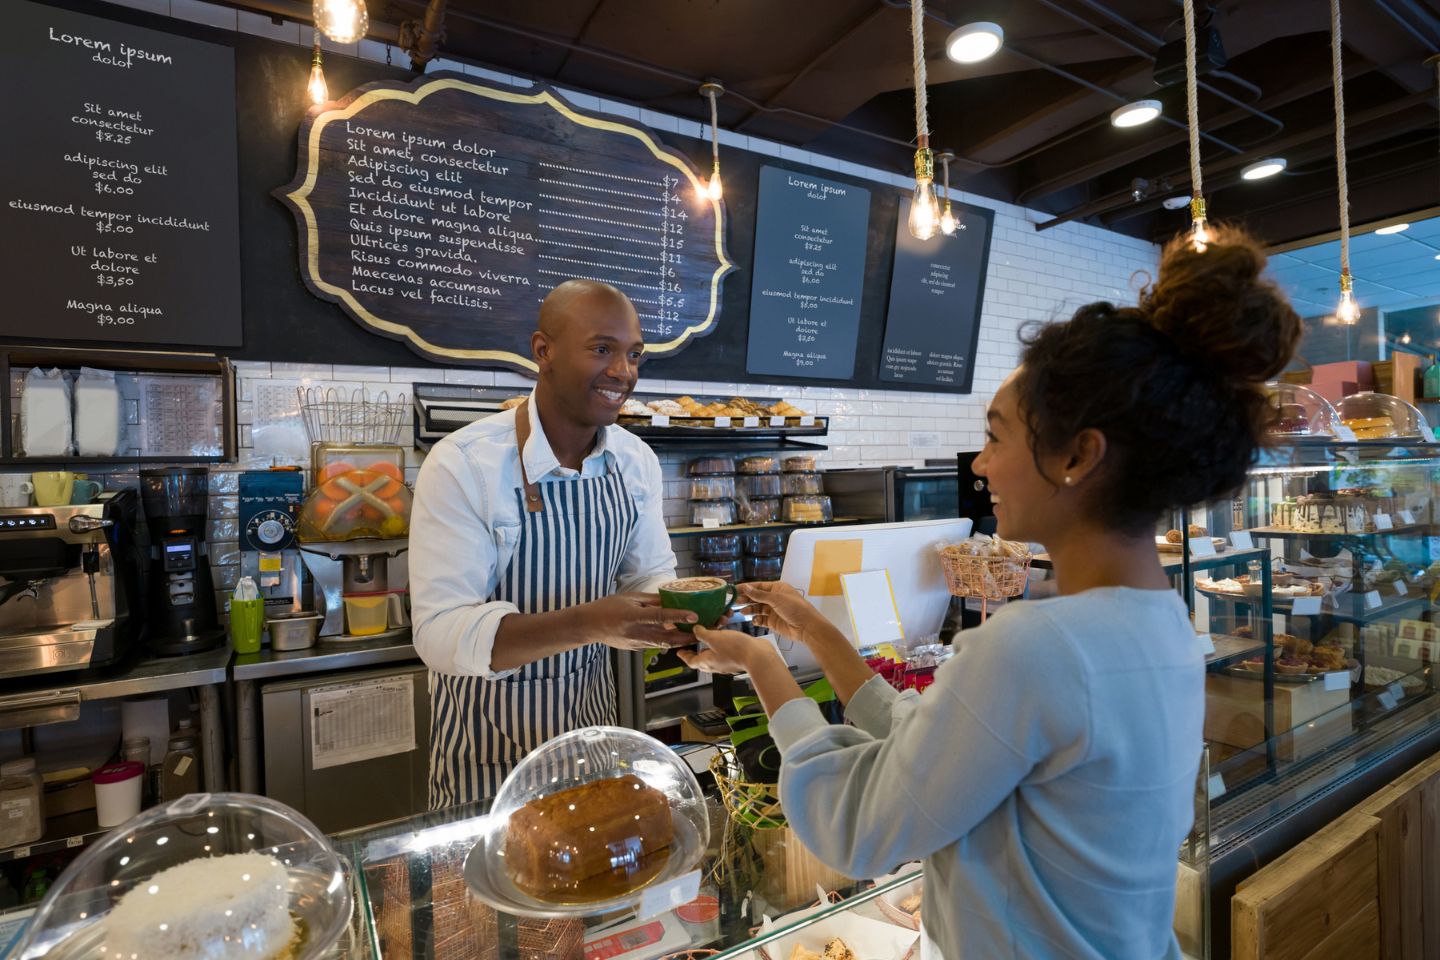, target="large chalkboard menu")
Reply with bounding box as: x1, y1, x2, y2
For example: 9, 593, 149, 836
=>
879, 197, 994, 389
278, 76, 734, 370
745, 166, 870, 379
0, 0, 241, 347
